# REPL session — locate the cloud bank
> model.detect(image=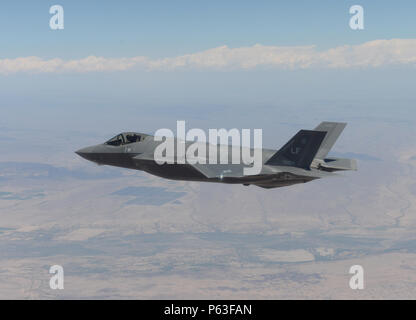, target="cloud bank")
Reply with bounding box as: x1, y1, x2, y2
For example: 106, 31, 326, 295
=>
1, 39, 416, 74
